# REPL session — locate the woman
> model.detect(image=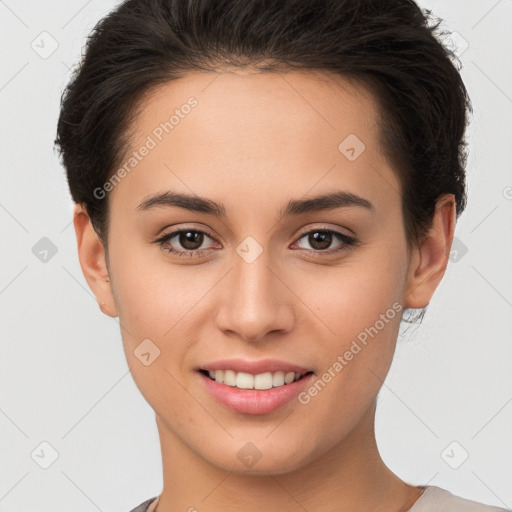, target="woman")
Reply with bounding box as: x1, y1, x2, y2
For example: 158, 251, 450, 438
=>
54, 0, 509, 510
